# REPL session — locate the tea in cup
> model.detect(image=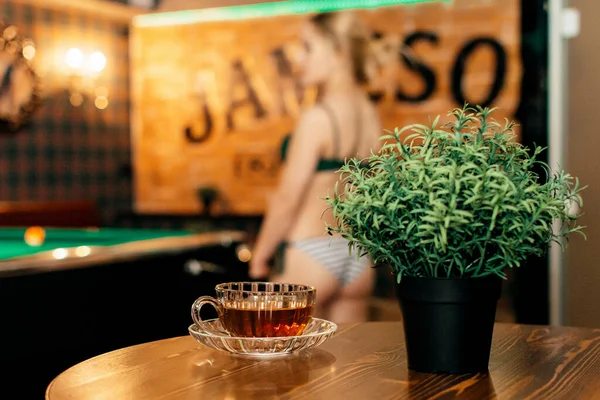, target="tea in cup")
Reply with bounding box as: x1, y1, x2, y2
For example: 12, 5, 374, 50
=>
191, 282, 316, 338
